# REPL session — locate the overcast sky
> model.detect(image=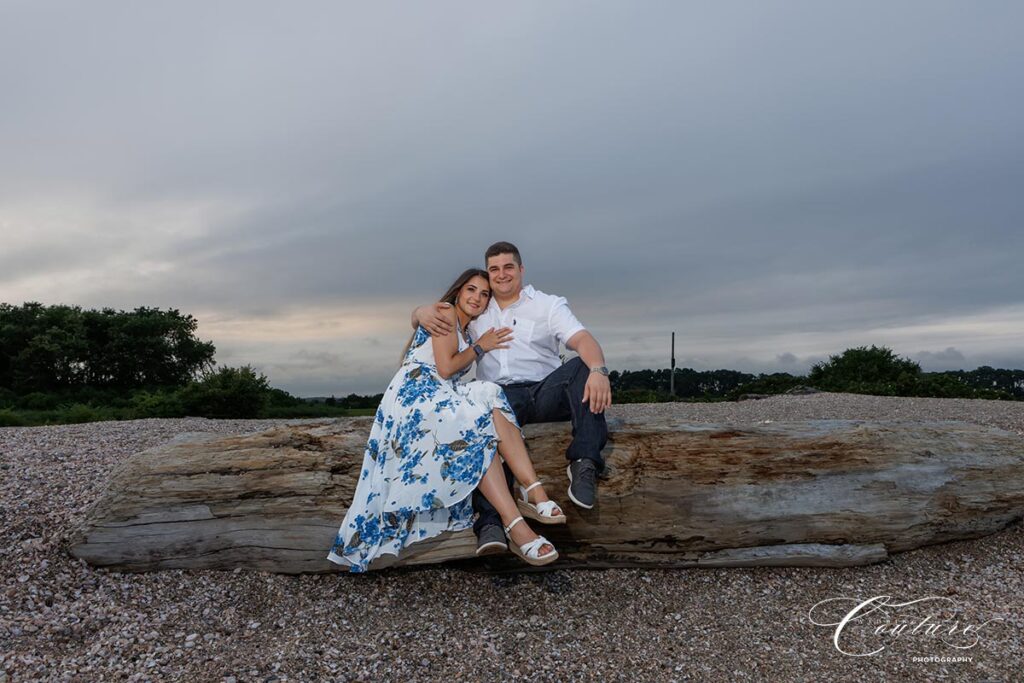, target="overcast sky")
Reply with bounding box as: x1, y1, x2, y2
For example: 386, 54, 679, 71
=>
2, 2, 1022, 395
